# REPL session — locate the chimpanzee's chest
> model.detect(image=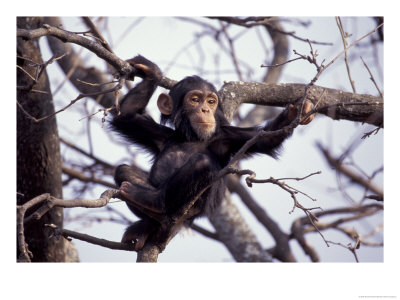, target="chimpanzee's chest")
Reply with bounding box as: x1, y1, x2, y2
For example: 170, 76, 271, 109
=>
149, 142, 213, 187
